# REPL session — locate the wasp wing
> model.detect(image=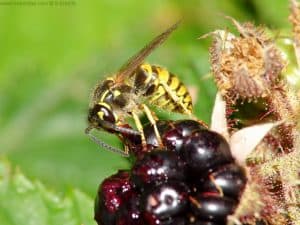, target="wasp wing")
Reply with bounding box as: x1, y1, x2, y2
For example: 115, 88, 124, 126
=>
115, 21, 180, 83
